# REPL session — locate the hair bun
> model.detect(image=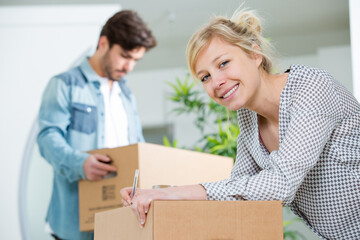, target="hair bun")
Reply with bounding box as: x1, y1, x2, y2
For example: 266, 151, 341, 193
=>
230, 10, 262, 35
